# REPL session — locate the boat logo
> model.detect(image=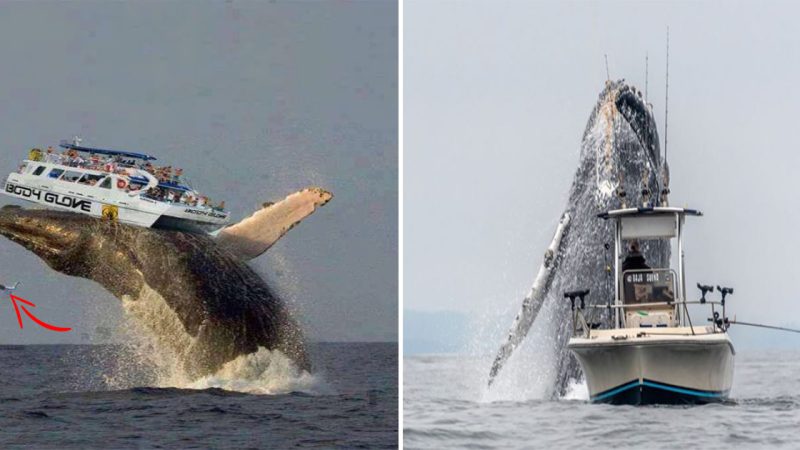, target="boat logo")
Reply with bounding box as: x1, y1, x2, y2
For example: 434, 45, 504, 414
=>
102, 204, 119, 221
184, 208, 227, 219
5, 183, 91, 213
